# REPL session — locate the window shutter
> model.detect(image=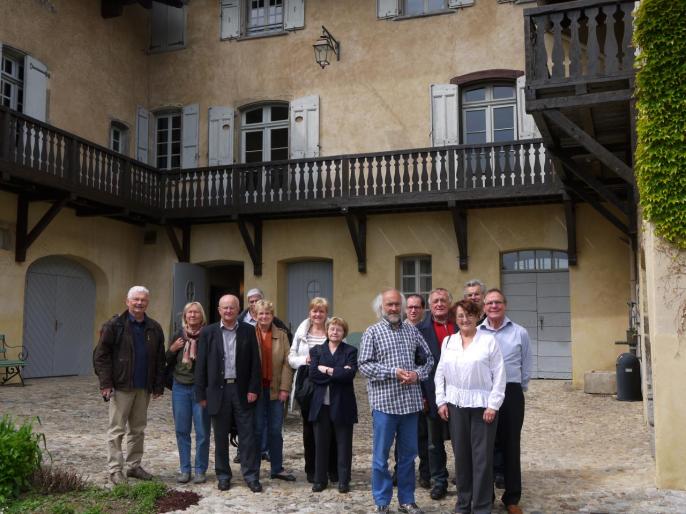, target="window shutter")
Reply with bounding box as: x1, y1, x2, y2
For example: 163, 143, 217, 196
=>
220, 0, 241, 39
23, 56, 49, 122
448, 0, 475, 7
150, 1, 167, 51
377, 0, 399, 19
516, 75, 540, 139
208, 106, 235, 166
136, 106, 150, 163
284, 0, 305, 30
430, 84, 459, 147
290, 95, 319, 159
166, 4, 186, 49
181, 104, 199, 169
